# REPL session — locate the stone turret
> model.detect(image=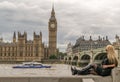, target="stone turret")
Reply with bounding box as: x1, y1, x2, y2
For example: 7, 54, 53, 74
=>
89, 36, 92, 41
106, 36, 108, 41
115, 35, 119, 43
82, 36, 85, 41
98, 36, 101, 41
0, 37, 3, 43
13, 32, 16, 43
40, 31, 42, 40
18, 32, 27, 44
